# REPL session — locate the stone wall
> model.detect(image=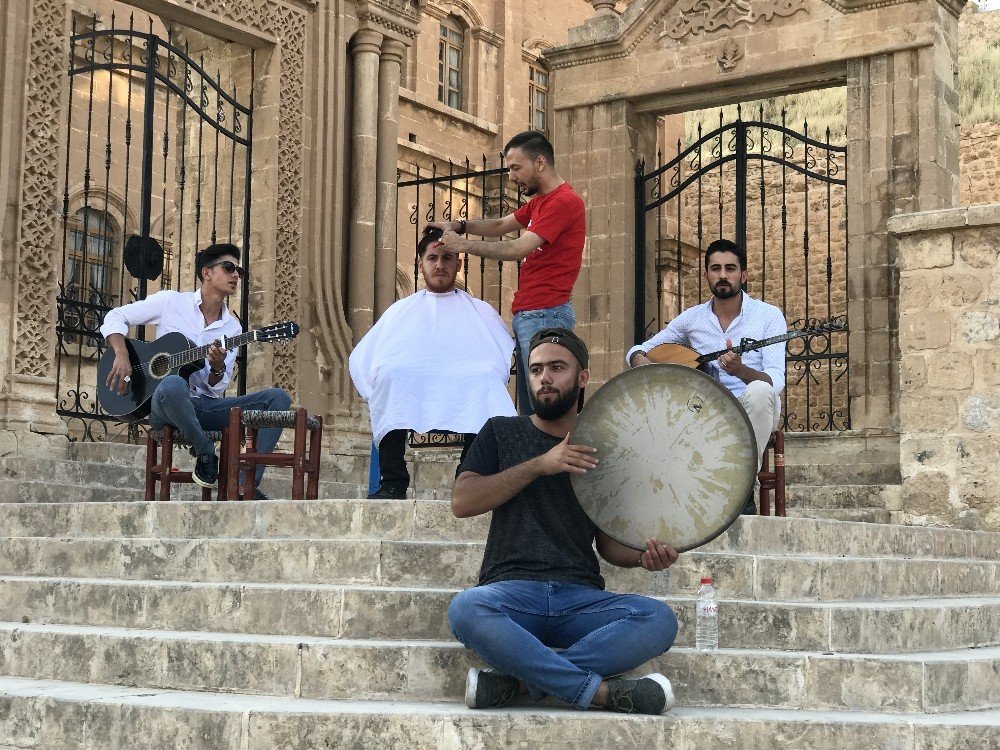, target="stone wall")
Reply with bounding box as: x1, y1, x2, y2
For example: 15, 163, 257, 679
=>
890, 205, 1000, 531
